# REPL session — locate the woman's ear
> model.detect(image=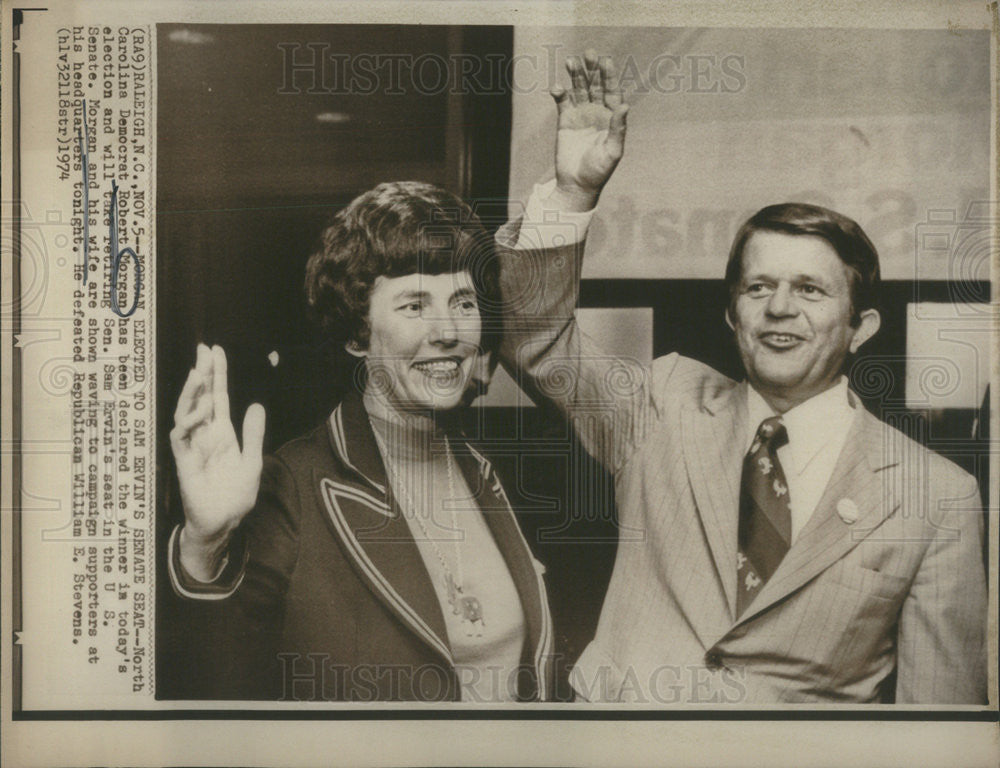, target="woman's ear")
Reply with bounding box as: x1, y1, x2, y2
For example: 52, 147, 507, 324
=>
345, 339, 366, 358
